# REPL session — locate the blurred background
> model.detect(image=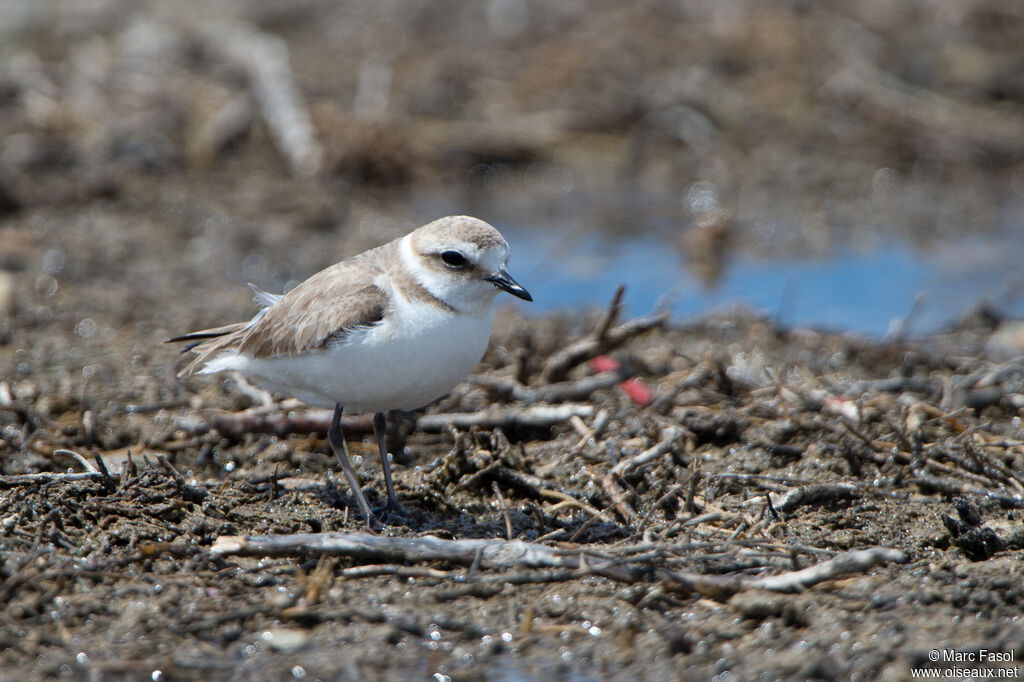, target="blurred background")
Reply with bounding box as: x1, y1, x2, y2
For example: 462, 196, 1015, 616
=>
1, 0, 1023, 346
